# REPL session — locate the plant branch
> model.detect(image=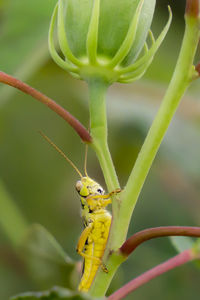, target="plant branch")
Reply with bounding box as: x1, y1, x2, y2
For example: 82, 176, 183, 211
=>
0, 71, 91, 142
110, 3, 200, 251
88, 79, 122, 297
89, 7, 200, 297
185, 0, 199, 17
108, 249, 198, 300
120, 226, 200, 256
88, 79, 119, 192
